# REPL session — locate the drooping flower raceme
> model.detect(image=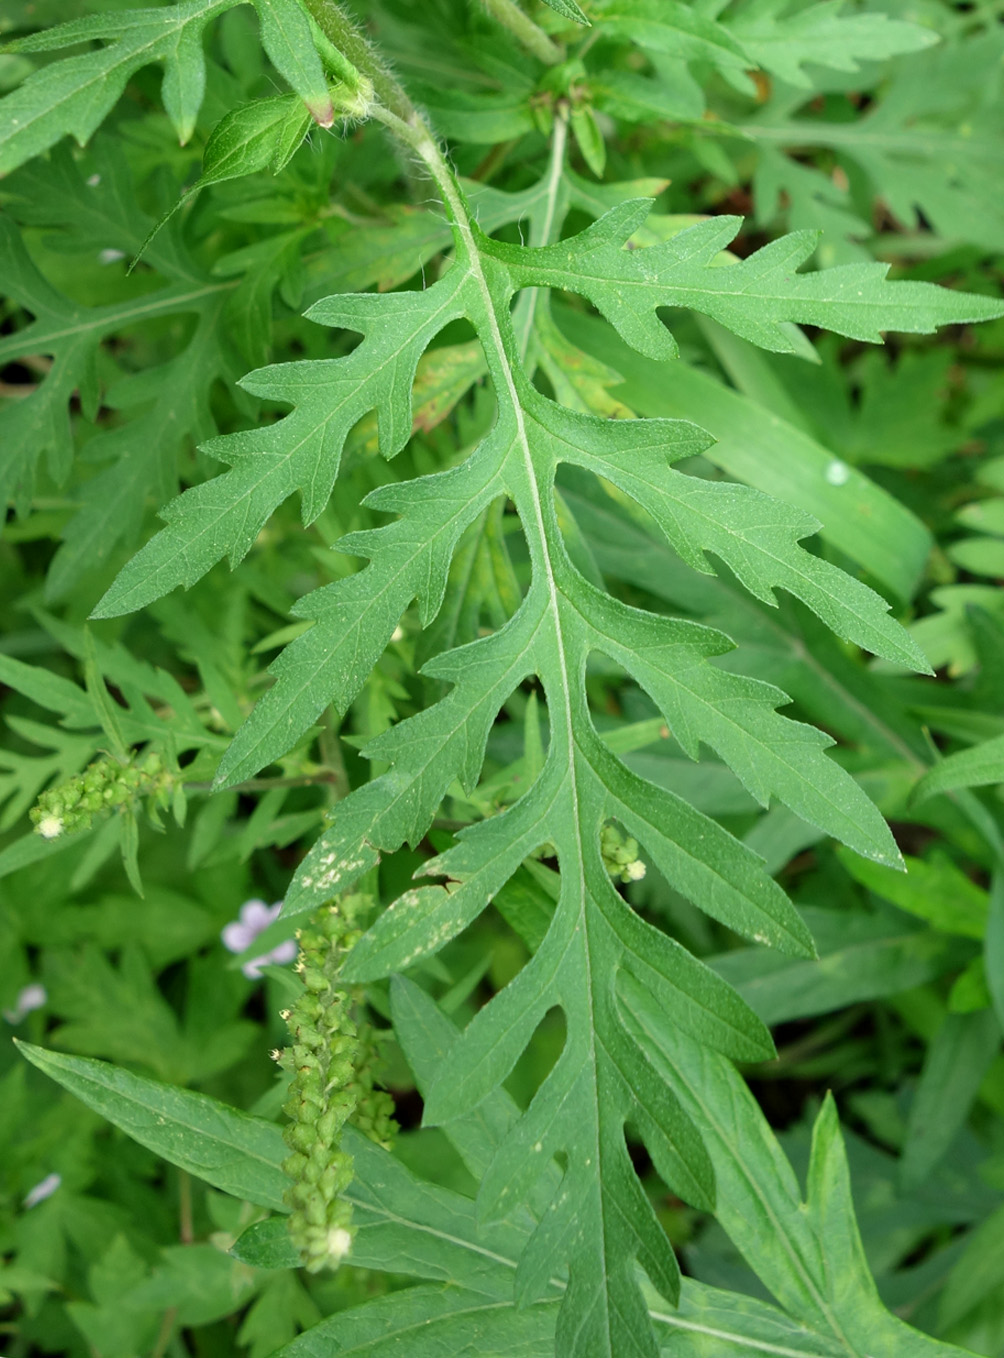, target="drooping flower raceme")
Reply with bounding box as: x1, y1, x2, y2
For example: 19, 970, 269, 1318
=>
221, 899, 297, 979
